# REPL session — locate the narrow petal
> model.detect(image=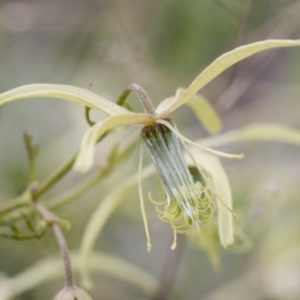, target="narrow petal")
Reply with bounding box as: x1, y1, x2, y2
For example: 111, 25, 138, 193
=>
156, 89, 222, 134
184, 91, 222, 134
158, 39, 300, 117
157, 119, 243, 159
155, 95, 177, 113
0, 84, 130, 115
74, 113, 153, 172
200, 123, 300, 148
